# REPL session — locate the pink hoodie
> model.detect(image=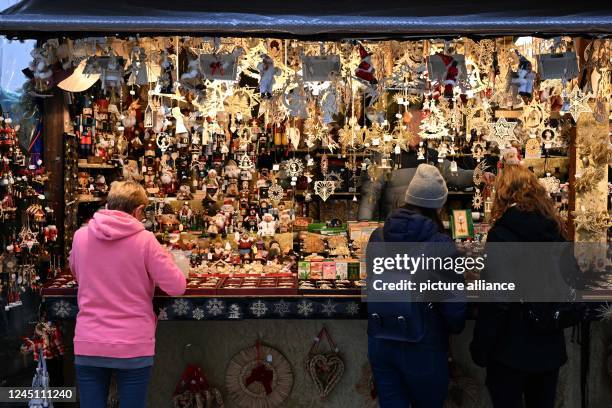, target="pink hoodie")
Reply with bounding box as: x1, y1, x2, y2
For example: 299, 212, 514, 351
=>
69, 209, 186, 358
